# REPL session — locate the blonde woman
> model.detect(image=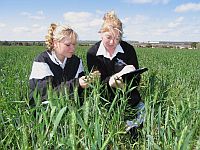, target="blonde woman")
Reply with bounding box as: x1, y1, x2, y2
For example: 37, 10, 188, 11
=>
87, 11, 145, 138
29, 23, 90, 106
